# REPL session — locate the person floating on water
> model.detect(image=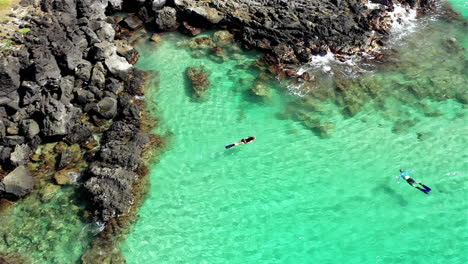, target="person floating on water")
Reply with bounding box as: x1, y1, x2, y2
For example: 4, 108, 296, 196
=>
225, 136, 256, 149
397, 169, 431, 194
